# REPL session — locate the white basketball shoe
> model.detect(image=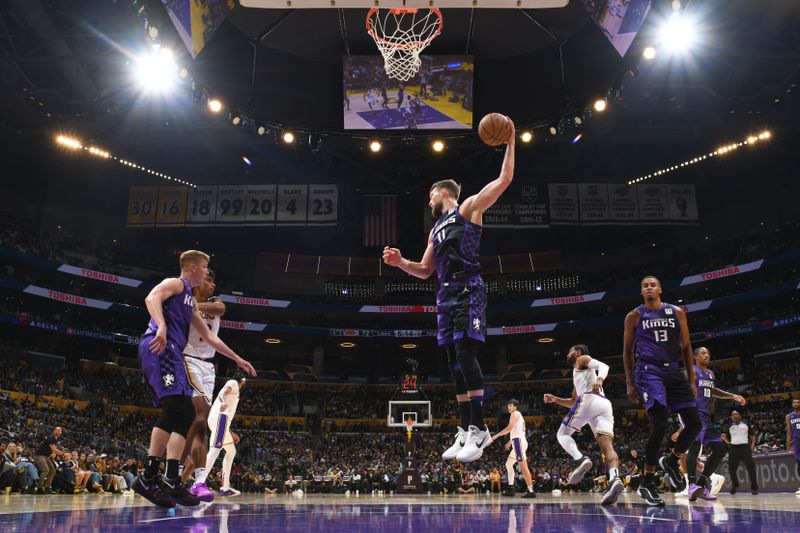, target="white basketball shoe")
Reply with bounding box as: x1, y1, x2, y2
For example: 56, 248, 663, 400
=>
442, 427, 468, 460
456, 425, 492, 462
